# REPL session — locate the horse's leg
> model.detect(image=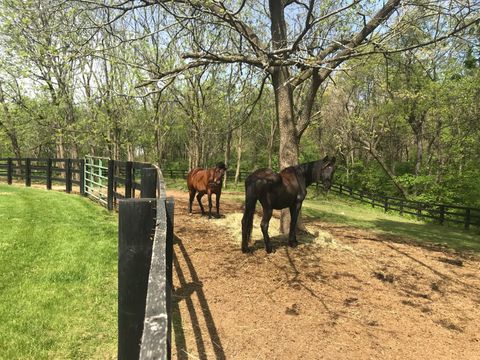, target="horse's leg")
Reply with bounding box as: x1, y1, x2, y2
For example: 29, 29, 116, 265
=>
241, 190, 257, 253
259, 200, 273, 253
196, 192, 206, 215
215, 191, 221, 217
188, 189, 196, 214
207, 189, 213, 219
288, 201, 302, 247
